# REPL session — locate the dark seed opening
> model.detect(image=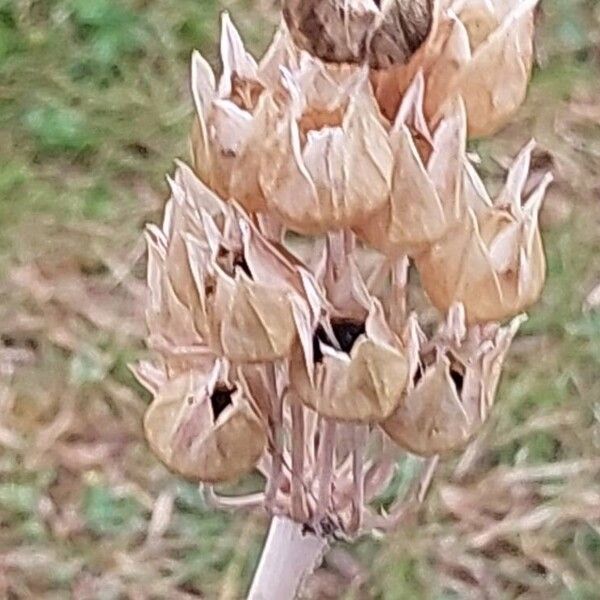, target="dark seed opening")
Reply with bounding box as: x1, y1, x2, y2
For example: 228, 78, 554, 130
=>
233, 253, 252, 278
449, 368, 464, 395
412, 365, 424, 389
210, 386, 235, 421
312, 319, 366, 363
214, 245, 253, 279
